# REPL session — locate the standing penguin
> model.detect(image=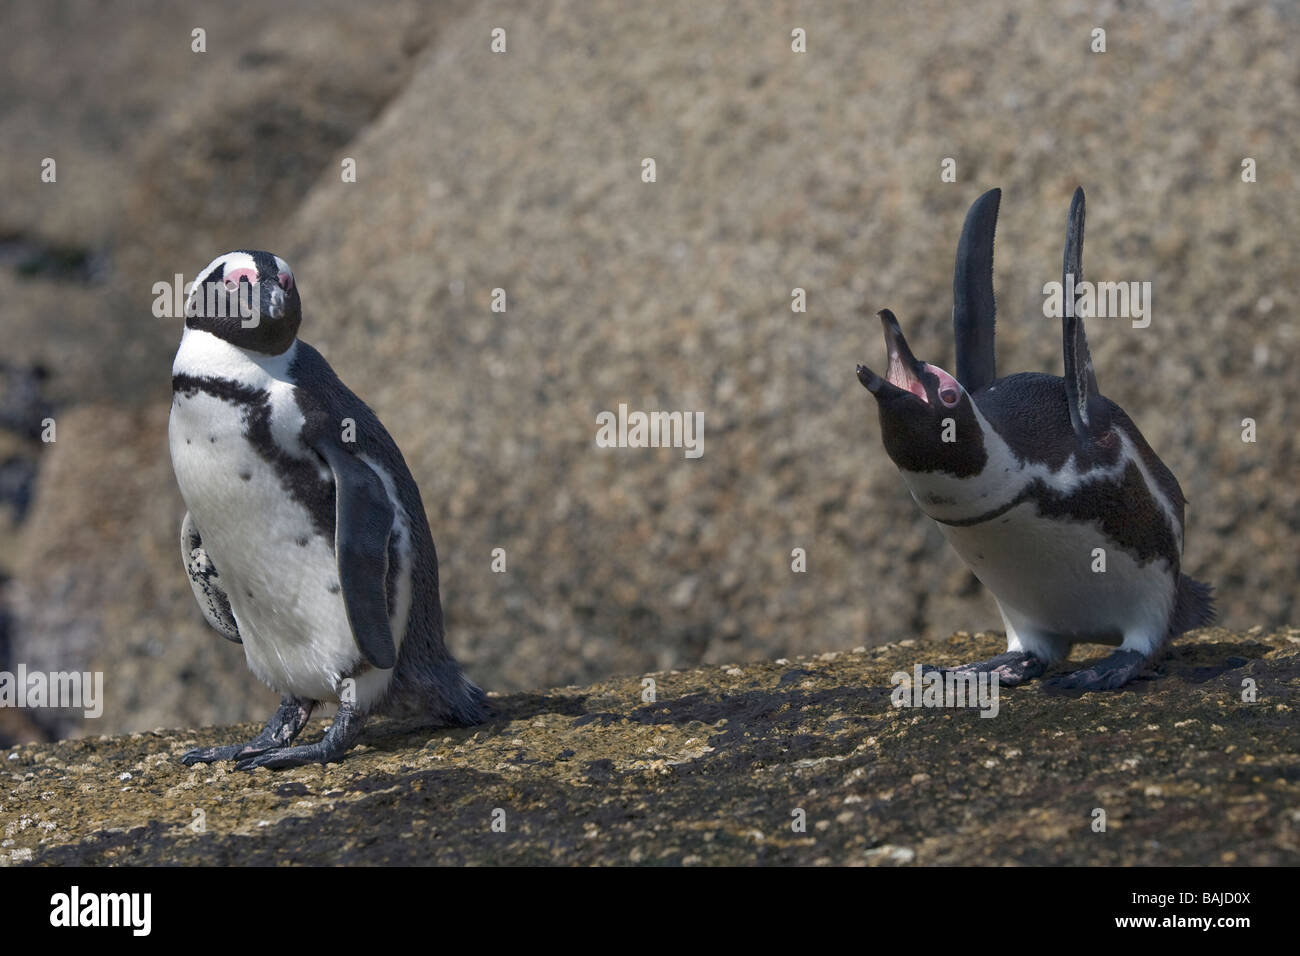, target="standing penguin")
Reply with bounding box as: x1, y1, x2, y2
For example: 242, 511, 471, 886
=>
169, 250, 486, 769
856, 189, 1214, 689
